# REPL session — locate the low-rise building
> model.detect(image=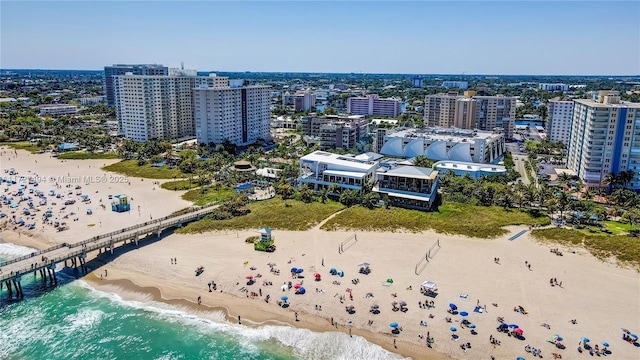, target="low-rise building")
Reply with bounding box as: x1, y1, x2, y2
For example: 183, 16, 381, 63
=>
539, 83, 569, 92
374, 160, 439, 210
79, 96, 106, 105
380, 127, 505, 164
433, 160, 506, 179
441, 81, 468, 90
39, 104, 78, 116
299, 151, 380, 193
